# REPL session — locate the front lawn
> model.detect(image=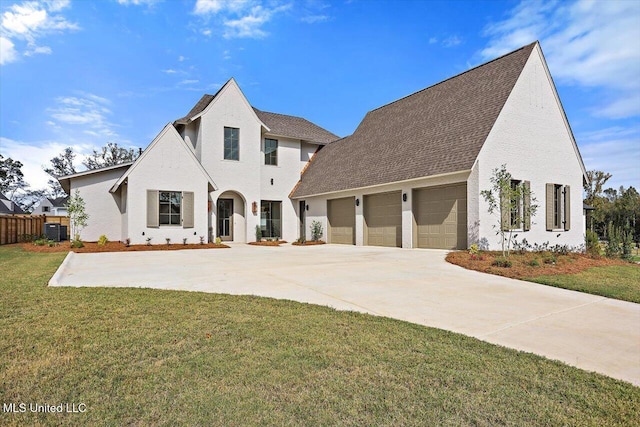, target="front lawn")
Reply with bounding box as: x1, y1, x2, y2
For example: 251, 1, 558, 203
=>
447, 251, 640, 303
1, 246, 639, 426
530, 266, 640, 303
